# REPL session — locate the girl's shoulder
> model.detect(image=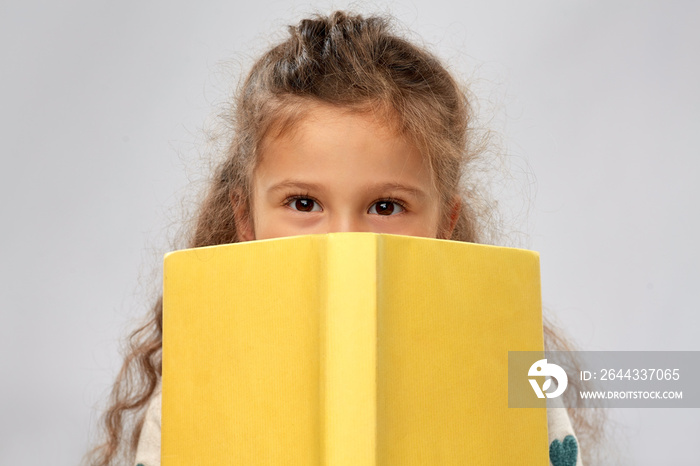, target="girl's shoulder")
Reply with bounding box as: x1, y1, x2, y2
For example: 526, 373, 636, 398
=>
133, 389, 583, 466
134, 383, 161, 466
547, 396, 584, 466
